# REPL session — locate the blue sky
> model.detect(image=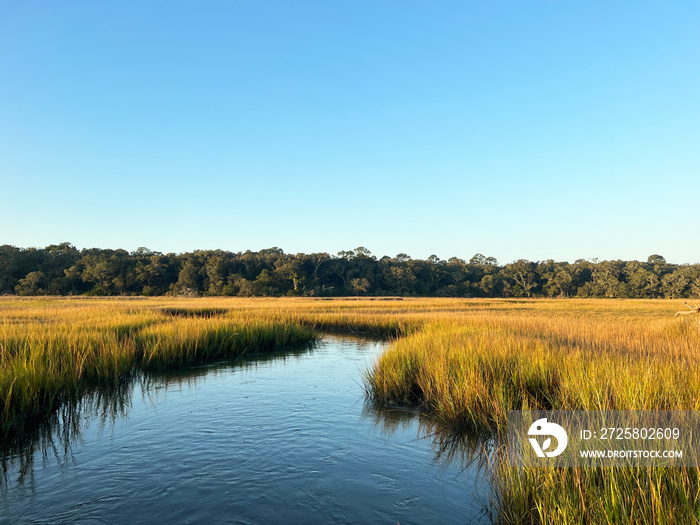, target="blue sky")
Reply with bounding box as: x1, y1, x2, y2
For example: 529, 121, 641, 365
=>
1, 1, 698, 264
